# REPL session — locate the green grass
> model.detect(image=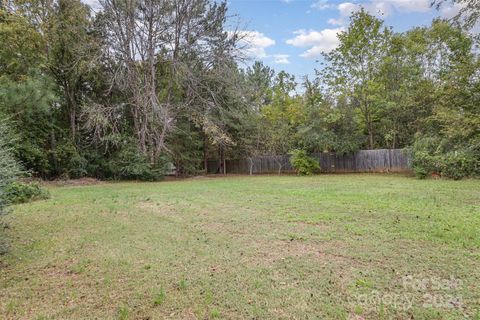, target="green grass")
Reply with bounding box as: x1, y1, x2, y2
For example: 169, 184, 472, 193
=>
1, 174, 479, 319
